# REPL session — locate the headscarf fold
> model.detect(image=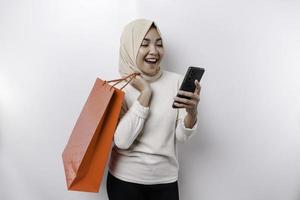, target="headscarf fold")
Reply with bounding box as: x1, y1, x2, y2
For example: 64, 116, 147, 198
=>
119, 18, 163, 82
